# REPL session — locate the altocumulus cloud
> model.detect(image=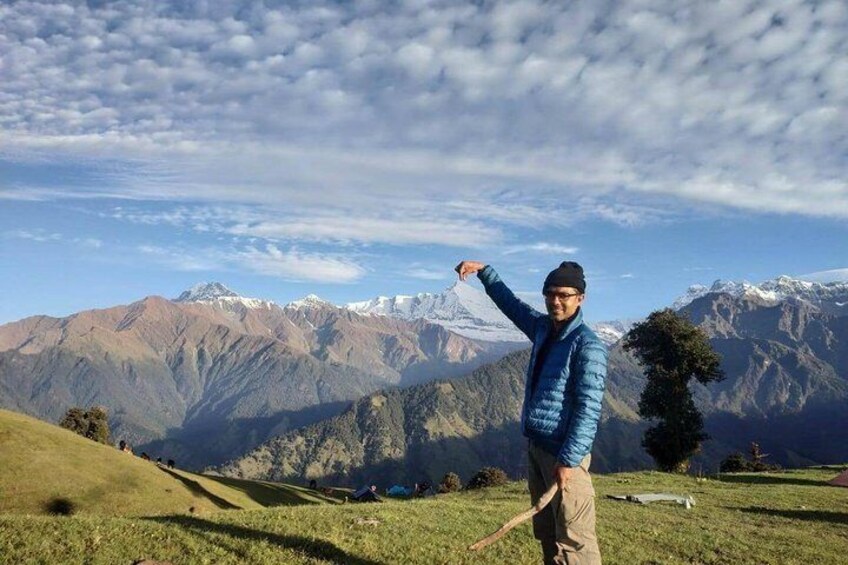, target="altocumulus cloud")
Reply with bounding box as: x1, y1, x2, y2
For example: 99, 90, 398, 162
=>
138, 243, 366, 282
109, 204, 501, 247
503, 242, 579, 255
0, 0, 846, 229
